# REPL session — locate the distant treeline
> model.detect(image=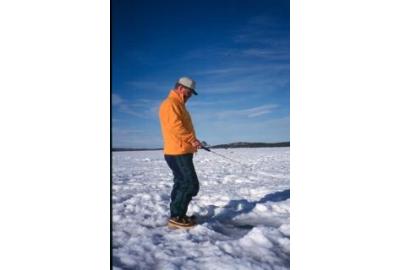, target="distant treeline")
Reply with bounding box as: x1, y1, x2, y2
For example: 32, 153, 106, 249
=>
112, 141, 289, 152
210, 141, 290, 149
